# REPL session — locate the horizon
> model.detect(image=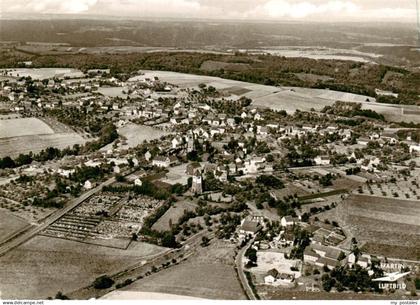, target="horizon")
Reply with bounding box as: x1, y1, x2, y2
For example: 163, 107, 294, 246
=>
1, 0, 418, 23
